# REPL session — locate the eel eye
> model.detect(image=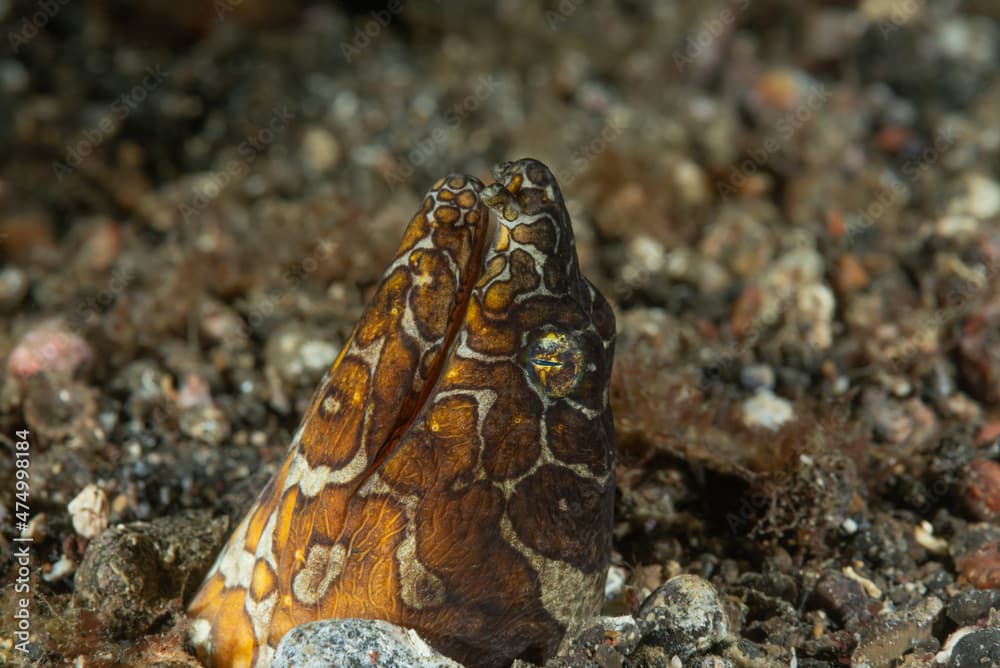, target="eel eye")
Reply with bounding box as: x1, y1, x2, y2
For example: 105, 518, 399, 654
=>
527, 332, 583, 398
